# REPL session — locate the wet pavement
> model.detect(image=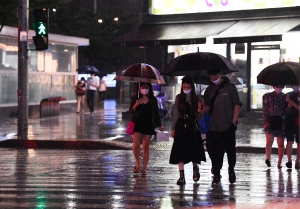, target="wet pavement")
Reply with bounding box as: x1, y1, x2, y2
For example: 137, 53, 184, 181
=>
0, 100, 300, 208
0, 100, 294, 152
0, 149, 299, 208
